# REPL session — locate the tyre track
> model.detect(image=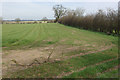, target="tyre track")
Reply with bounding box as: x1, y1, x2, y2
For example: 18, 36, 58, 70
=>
24, 24, 41, 48
56, 58, 117, 78
6, 25, 28, 35
11, 25, 36, 46
27, 24, 46, 48
63, 44, 114, 60
96, 65, 120, 77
